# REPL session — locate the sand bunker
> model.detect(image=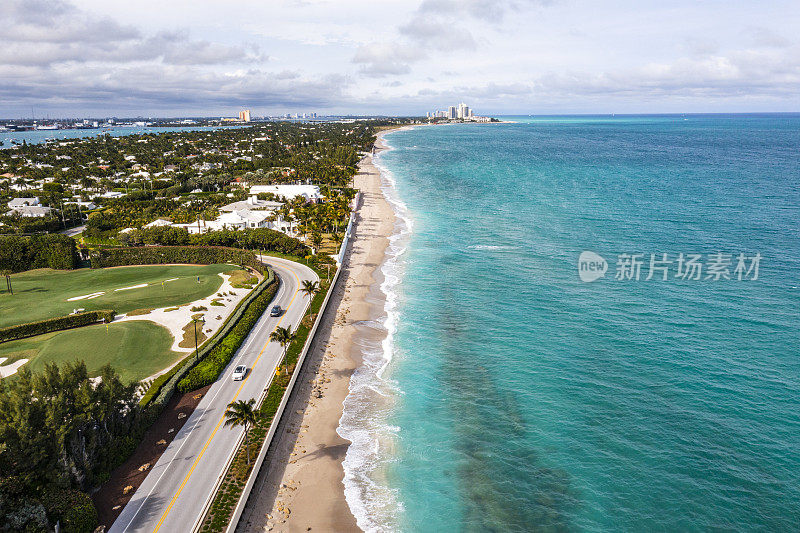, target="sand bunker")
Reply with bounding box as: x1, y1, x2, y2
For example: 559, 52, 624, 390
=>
115, 283, 148, 292
0, 357, 29, 378
67, 291, 105, 301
